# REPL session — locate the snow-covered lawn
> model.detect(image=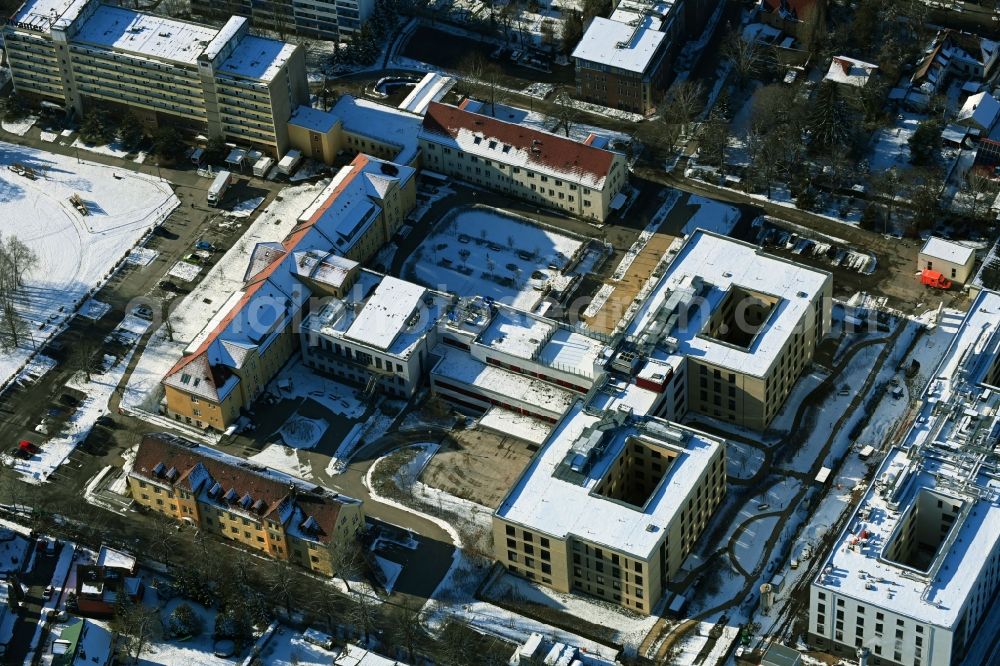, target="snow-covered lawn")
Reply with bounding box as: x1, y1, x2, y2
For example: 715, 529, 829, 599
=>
486, 571, 660, 653
79, 298, 111, 320
269, 358, 366, 419
868, 112, 922, 172
126, 246, 158, 266
0, 141, 177, 389
1, 115, 37, 136
249, 444, 312, 479
168, 260, 201, 282
404, 207, 584, 311
226, 195, 266, 218
138, 597, 230, 666
121, 181, 328, 420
